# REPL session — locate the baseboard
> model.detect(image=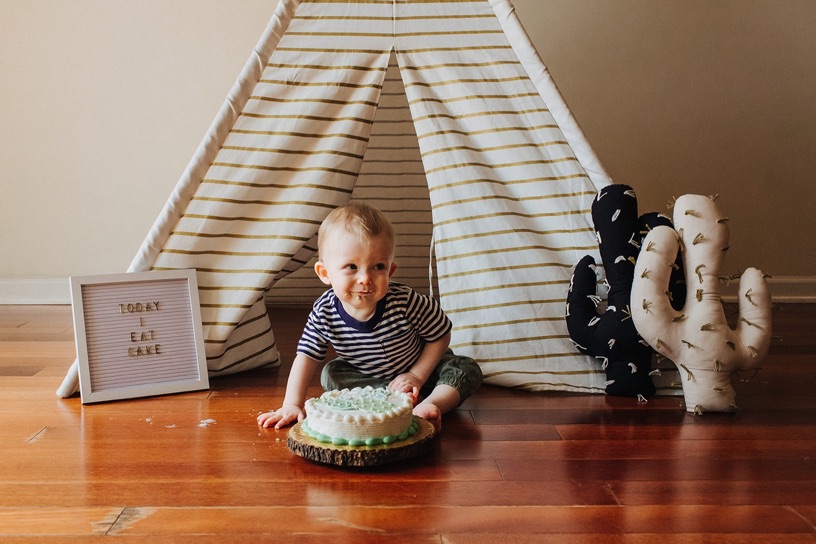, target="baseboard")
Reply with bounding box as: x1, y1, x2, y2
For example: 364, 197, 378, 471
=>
717, 275, 816, 303
2, 275, 816, 305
